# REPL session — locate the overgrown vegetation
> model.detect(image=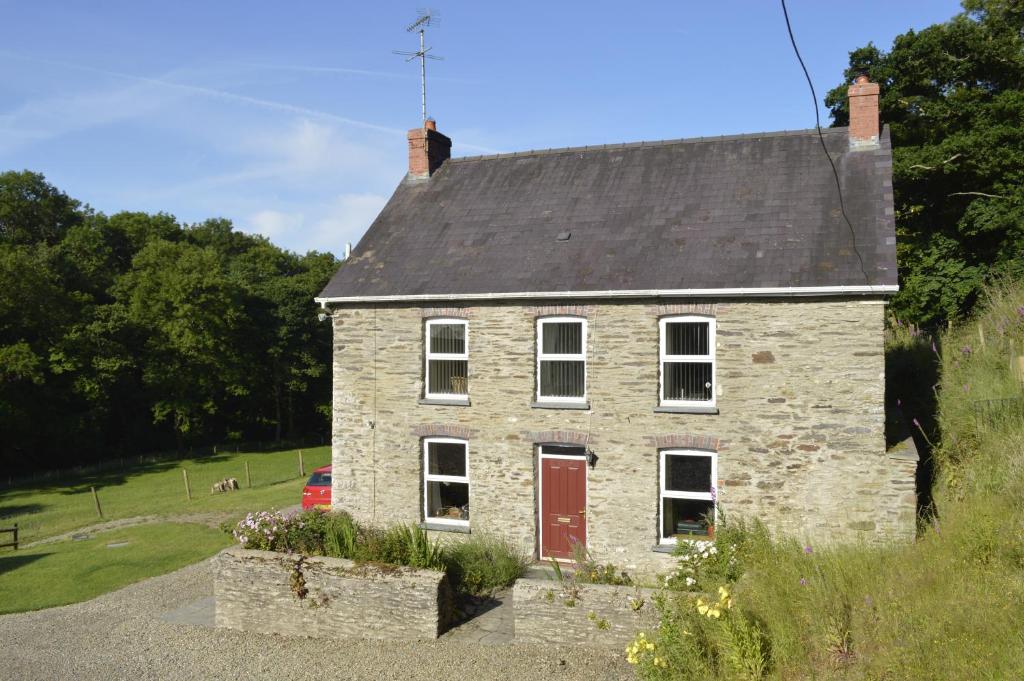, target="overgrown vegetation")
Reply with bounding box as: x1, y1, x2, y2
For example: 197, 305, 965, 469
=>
231, 509, 529, 596
635, 280, 1024, 679
0, 171, 338, 475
